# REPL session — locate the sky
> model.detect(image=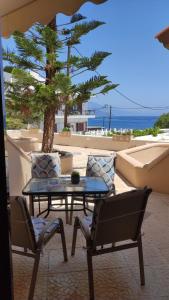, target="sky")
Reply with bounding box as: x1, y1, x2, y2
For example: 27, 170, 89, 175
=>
2, 0, 169, 116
